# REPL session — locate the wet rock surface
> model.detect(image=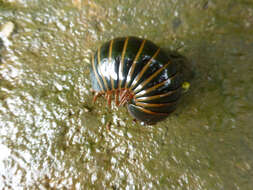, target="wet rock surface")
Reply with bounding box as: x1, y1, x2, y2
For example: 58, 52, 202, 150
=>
0, 0, 253, 189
